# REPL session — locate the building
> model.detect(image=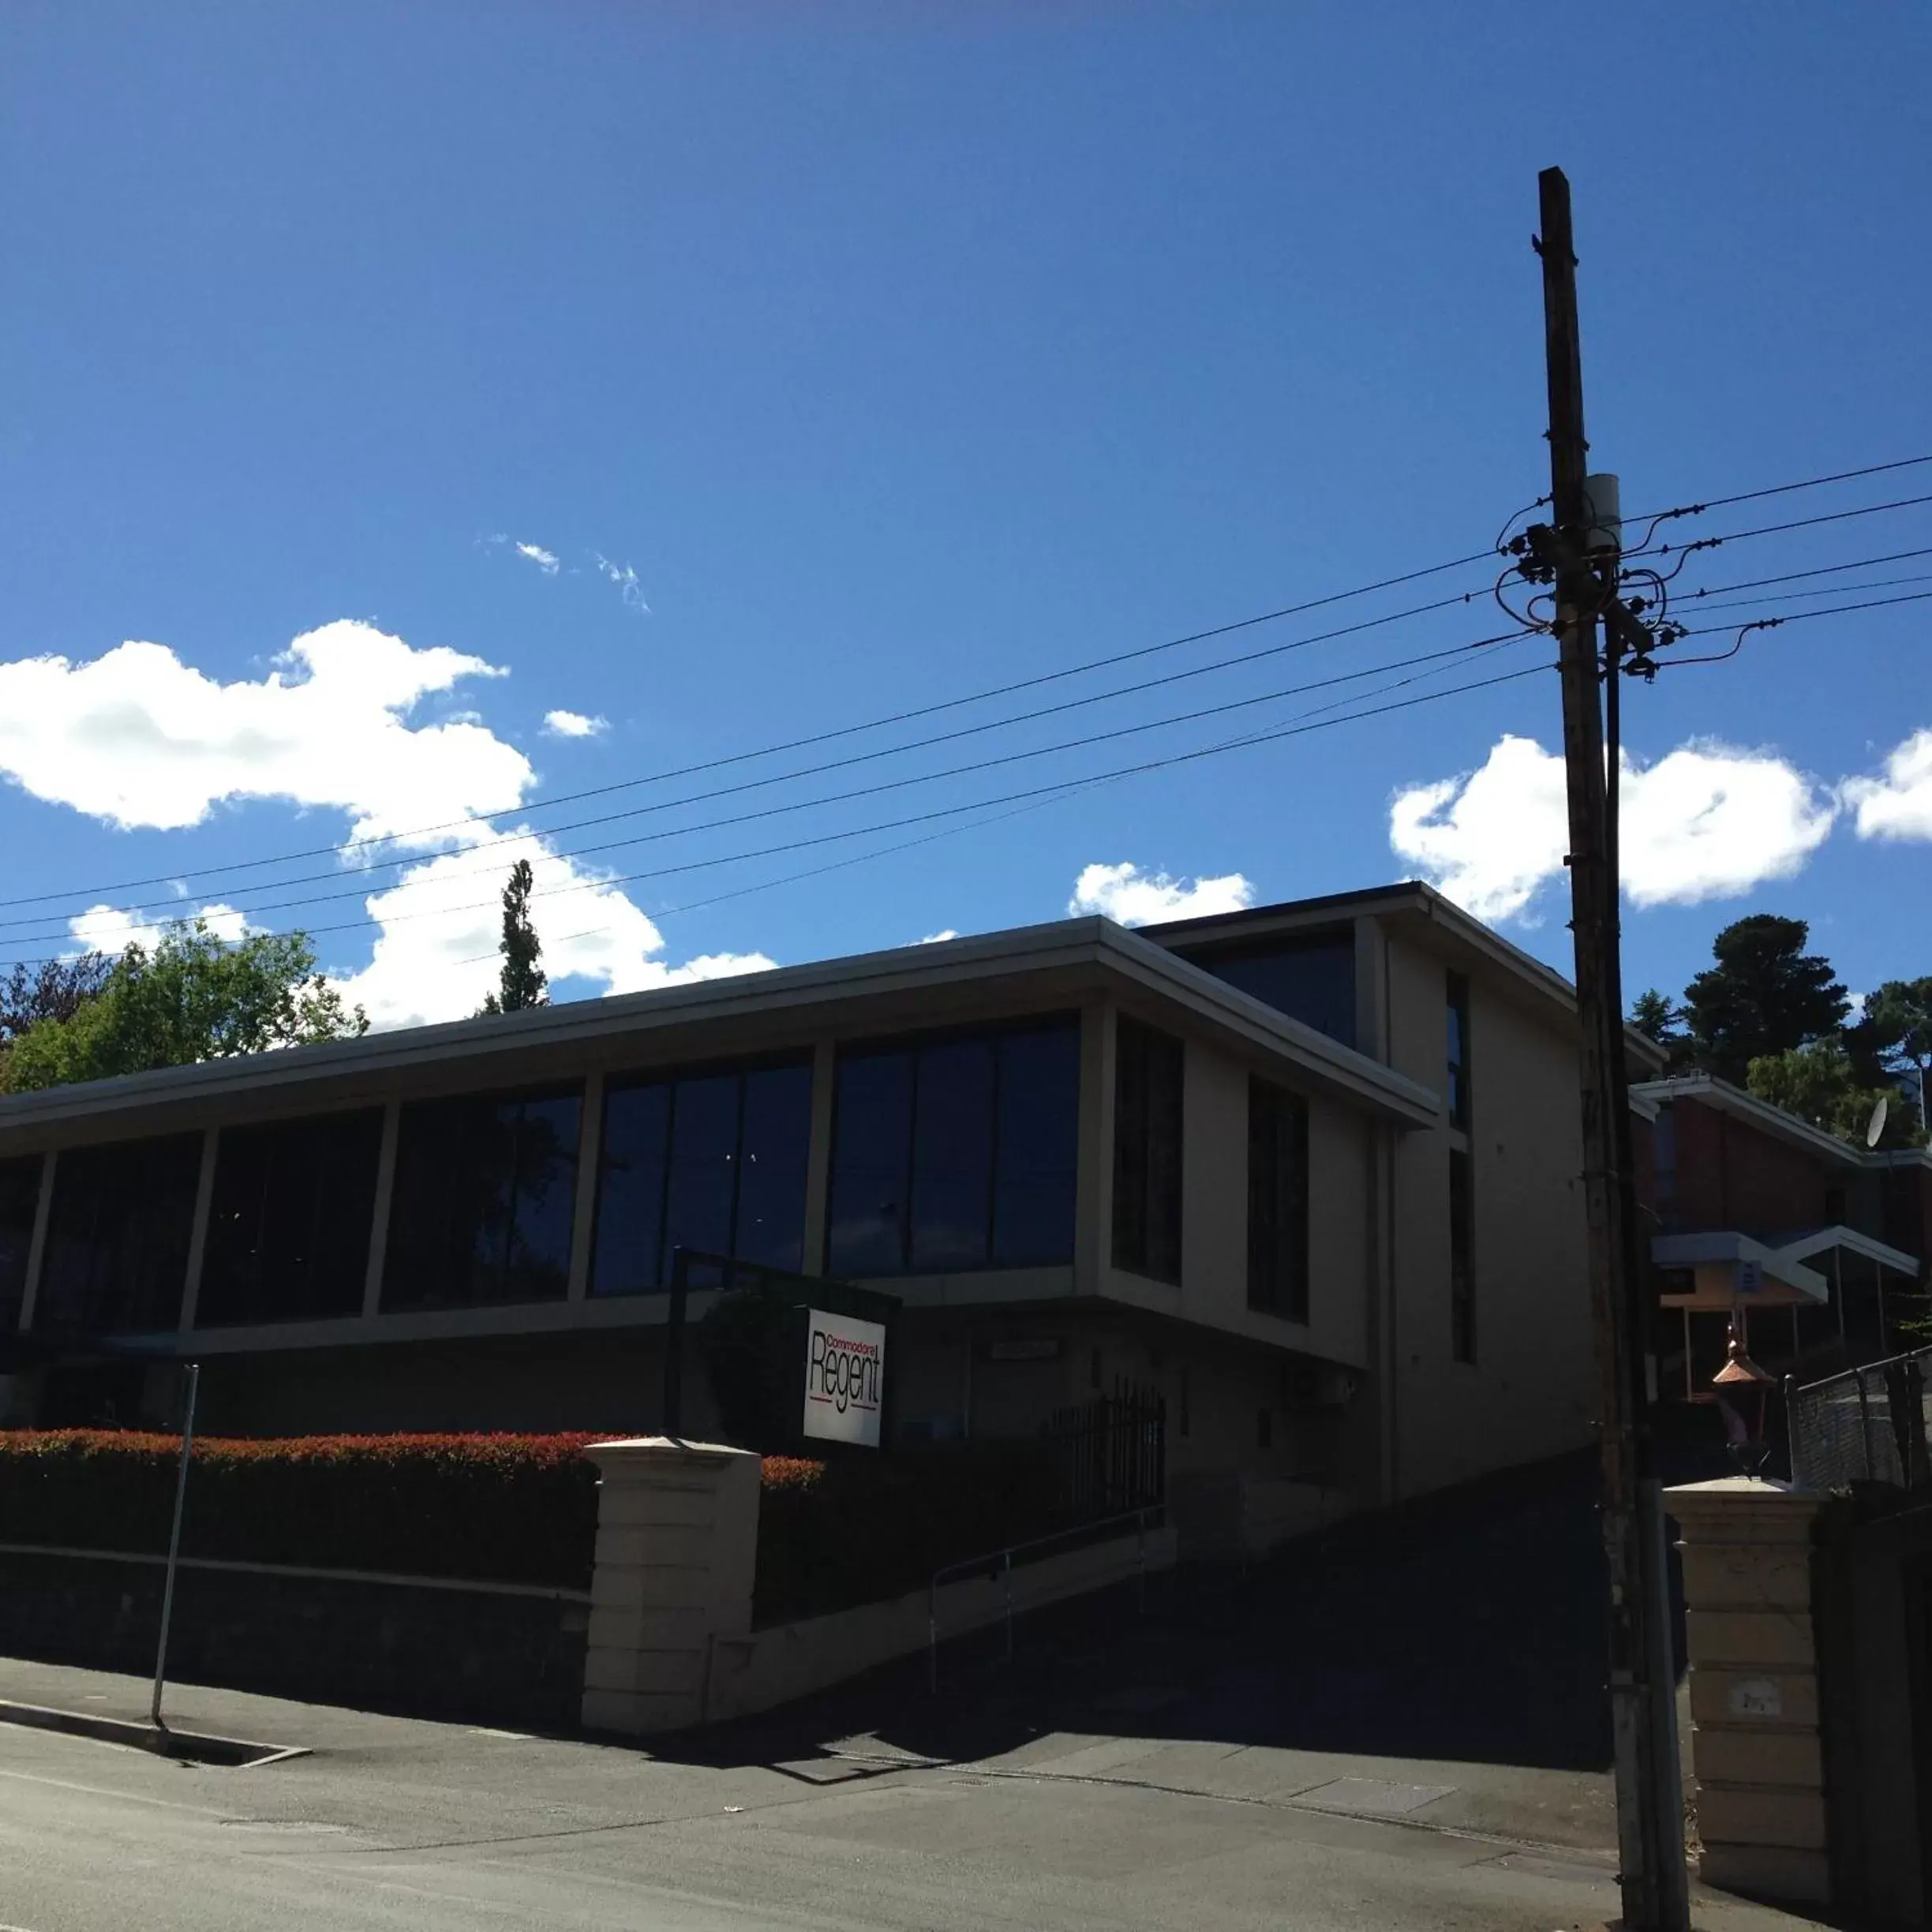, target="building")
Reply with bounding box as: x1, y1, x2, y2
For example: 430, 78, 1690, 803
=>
0, 882, 1664, 1549
1632, 1072, 1930, 1402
